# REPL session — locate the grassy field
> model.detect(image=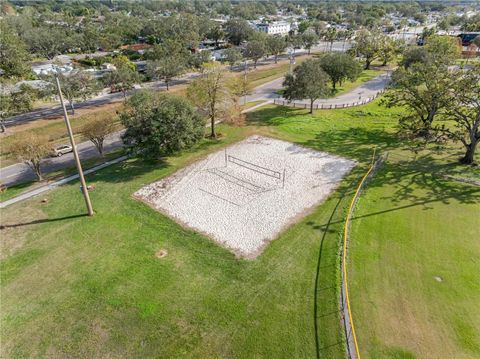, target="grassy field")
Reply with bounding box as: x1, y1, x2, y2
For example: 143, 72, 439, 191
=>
349, 160, 480, 358
1, 101, 478, 358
